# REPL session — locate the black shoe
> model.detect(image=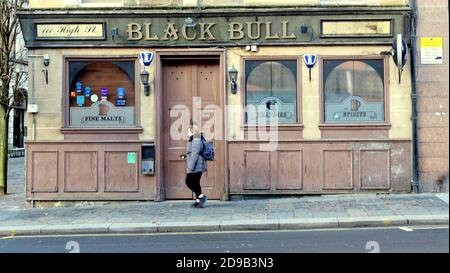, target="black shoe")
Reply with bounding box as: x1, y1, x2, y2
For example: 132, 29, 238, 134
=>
191, 201, 200, 208
198, 195, 208, 208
